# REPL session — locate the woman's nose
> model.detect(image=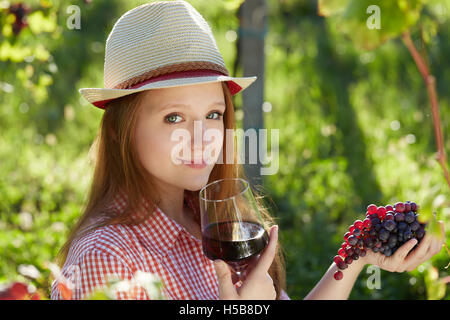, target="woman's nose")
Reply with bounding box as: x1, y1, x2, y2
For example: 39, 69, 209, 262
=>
189, 119, 215, 152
